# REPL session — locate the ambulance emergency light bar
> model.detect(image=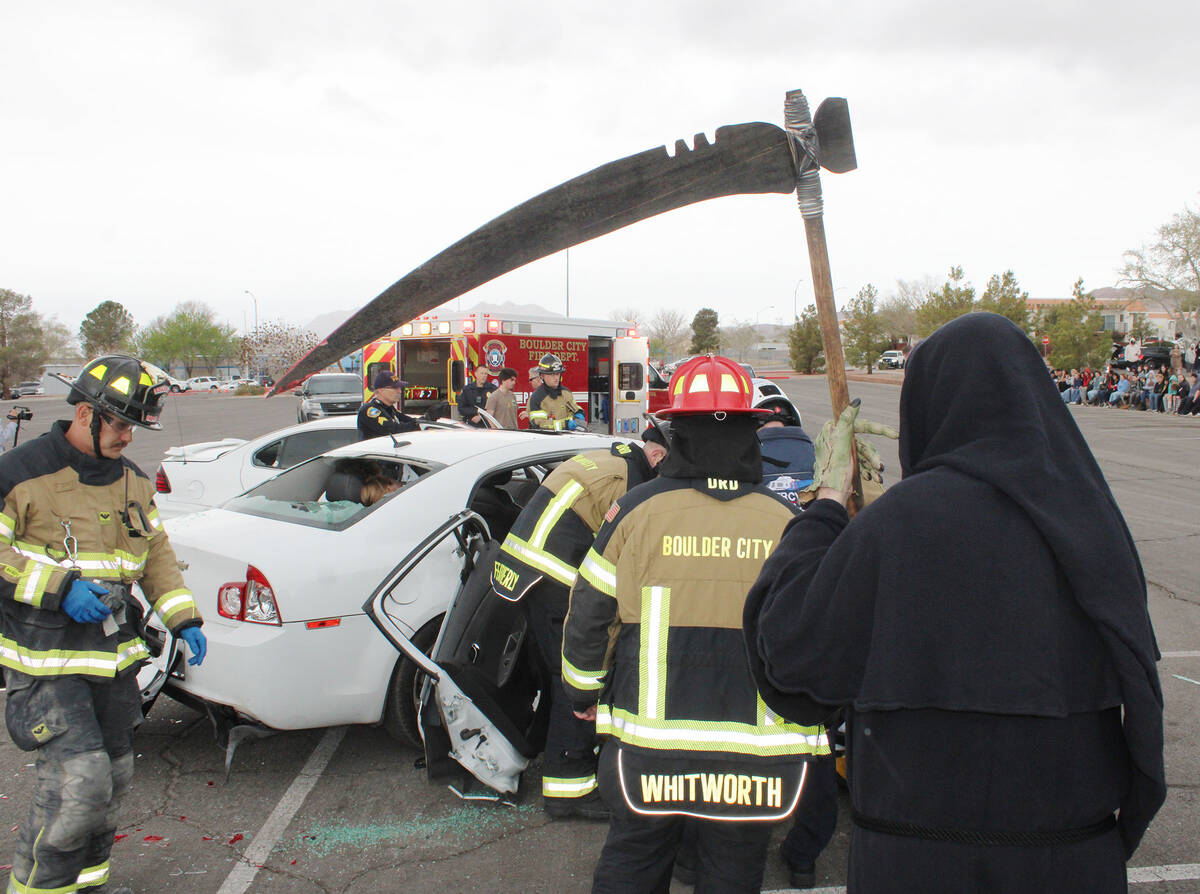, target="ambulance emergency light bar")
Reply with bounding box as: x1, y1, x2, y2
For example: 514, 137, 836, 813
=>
394, 315, 636, 338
